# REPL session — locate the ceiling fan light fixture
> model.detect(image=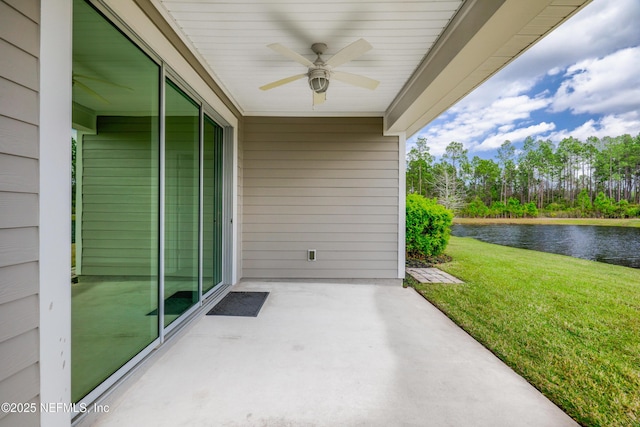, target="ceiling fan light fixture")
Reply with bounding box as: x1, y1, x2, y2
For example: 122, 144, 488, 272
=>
308, 68, 330, 93
261, 39, 378, 103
